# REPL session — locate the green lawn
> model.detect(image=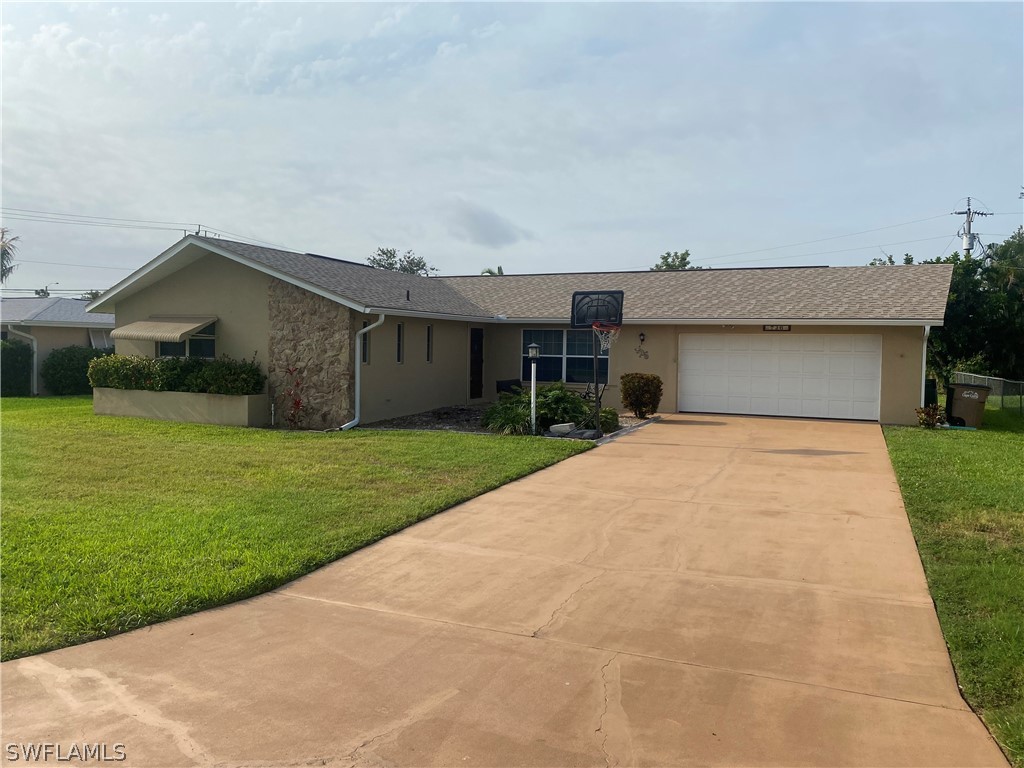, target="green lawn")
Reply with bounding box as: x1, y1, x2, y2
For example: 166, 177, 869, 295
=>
0, 397, 590, 661
885, 403, 1024, 766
